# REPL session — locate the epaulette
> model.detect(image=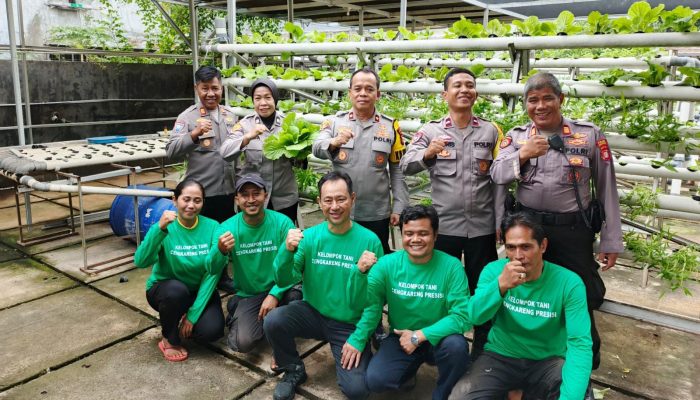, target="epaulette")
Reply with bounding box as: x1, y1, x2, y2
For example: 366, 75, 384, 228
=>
184, 105, 198, 112
571, 120, 596, 128
475, 115, 491, 123
336, 110, 350, 117
511, 123, 529, 131
378, 113, 395, 122
427, 118, 442, 124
